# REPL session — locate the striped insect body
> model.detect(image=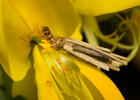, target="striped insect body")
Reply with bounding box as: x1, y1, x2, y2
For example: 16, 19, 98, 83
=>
42, 26, 127, 71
